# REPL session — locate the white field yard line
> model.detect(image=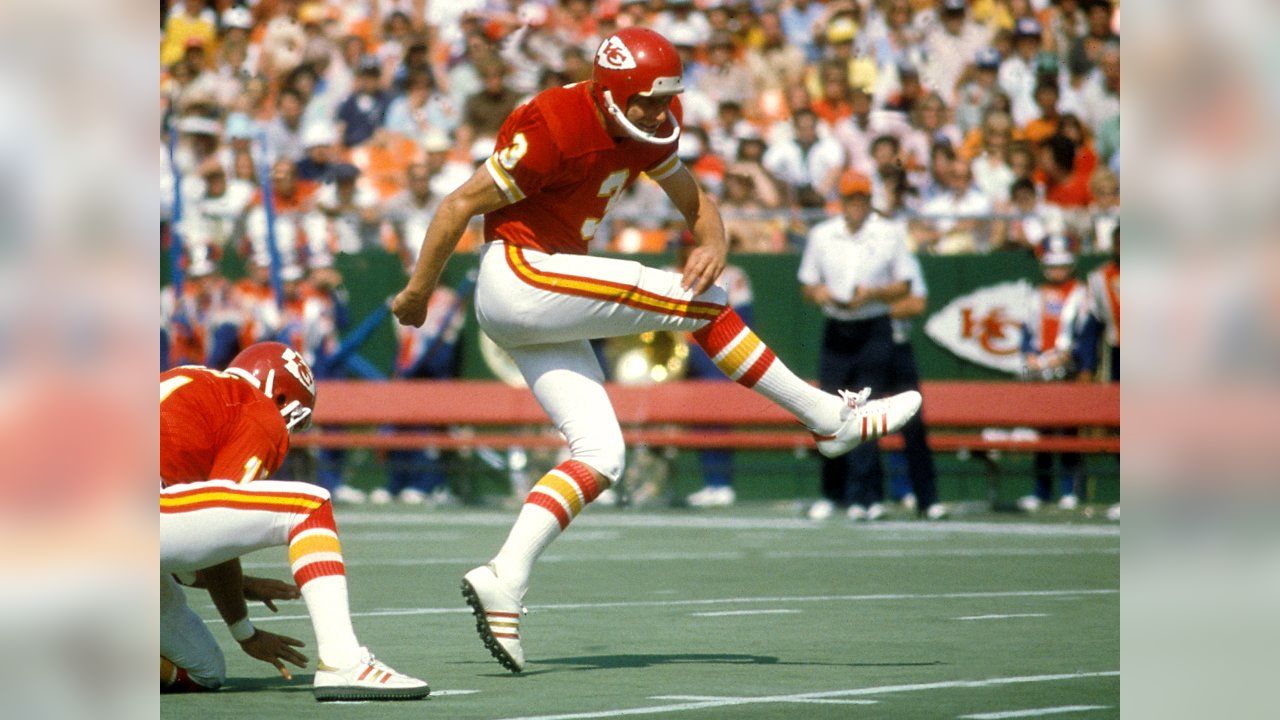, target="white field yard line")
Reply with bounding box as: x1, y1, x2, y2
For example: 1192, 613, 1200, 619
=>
240, 546, 1118, 570
959, 705, 1111, 719
232, 588, 1117, 624
659, 695, 876, 705
689, 609, 800, 617
956, 613, 1051, 621
494, 671, 1120, 720
335, 511, 1121, 537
